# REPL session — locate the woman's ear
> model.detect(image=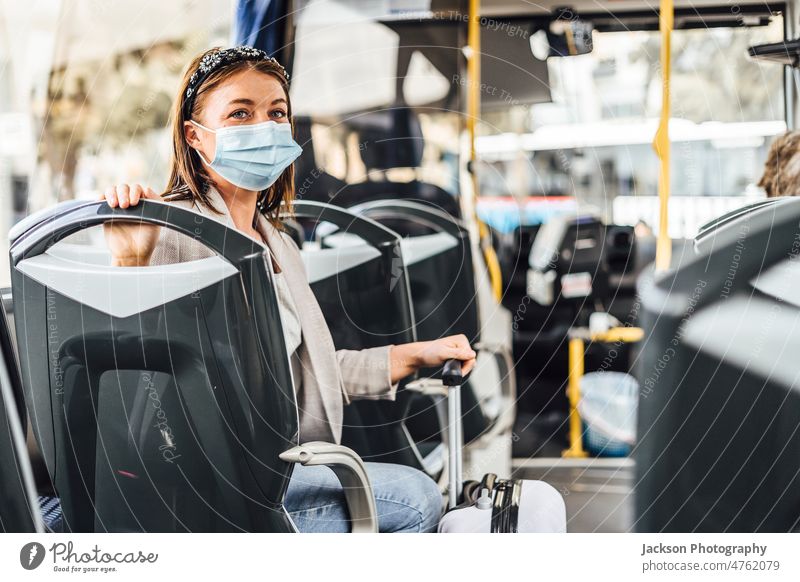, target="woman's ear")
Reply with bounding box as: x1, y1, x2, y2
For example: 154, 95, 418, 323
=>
184, 121, 202, 150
